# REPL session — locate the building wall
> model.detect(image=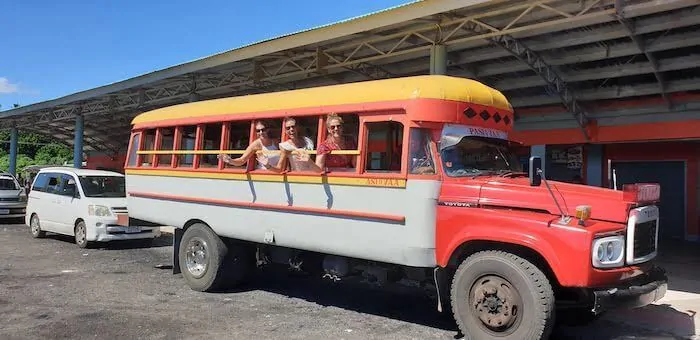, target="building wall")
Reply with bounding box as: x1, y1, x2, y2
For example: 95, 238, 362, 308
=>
85, 152, 127, 173
604, 141, 700, 240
